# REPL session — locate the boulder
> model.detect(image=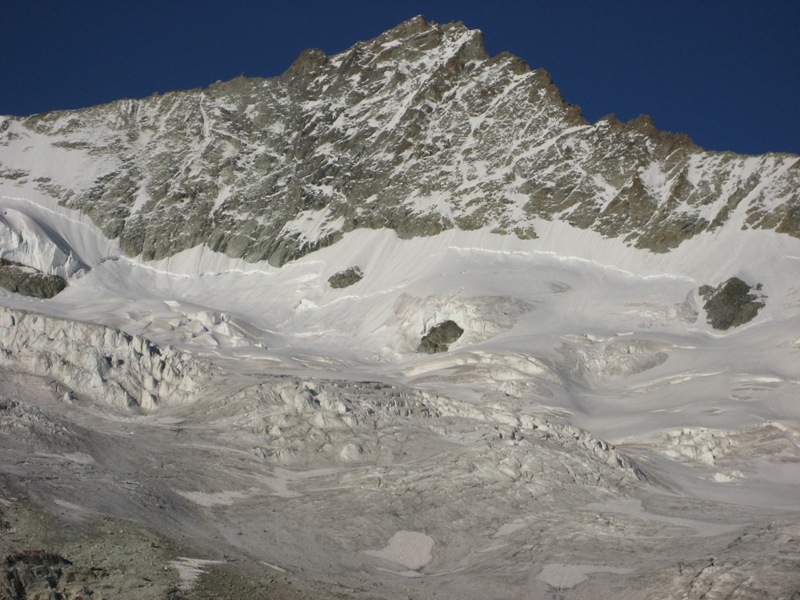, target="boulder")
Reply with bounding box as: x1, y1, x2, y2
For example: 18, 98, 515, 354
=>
328, 266, 364, 289
0, 259, 66, 299
417, 320, 464, 353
